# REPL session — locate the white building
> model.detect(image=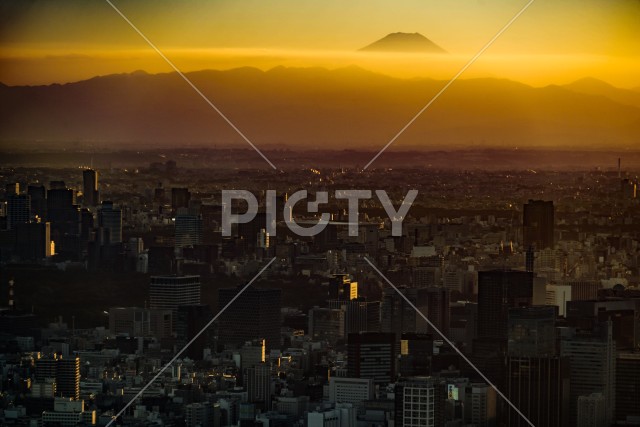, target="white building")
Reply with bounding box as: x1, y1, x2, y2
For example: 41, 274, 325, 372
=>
328, 377, 374, 406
